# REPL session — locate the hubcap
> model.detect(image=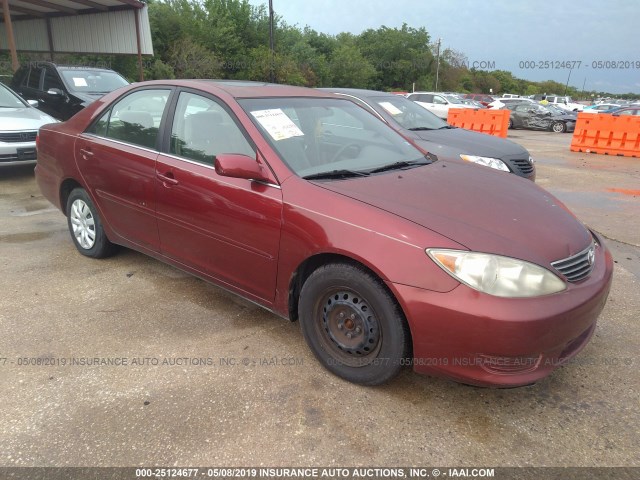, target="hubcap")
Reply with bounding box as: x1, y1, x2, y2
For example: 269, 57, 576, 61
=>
70, 199, 96, 249
321, 291, 380, 357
